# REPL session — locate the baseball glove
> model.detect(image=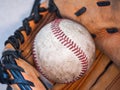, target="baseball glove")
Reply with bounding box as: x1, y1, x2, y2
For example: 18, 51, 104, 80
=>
0, 0, 120, 90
